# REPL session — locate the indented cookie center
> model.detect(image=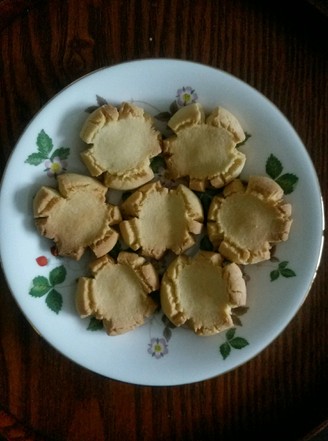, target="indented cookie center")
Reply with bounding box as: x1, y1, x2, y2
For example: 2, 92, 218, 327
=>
178, 262, 230, 322
53, 192, 108, 243
218, 193, 278, 248
92, 264, 146, 318
138, 191, 188, 249
168, 125, 236, 179
93, 118, 156, 173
